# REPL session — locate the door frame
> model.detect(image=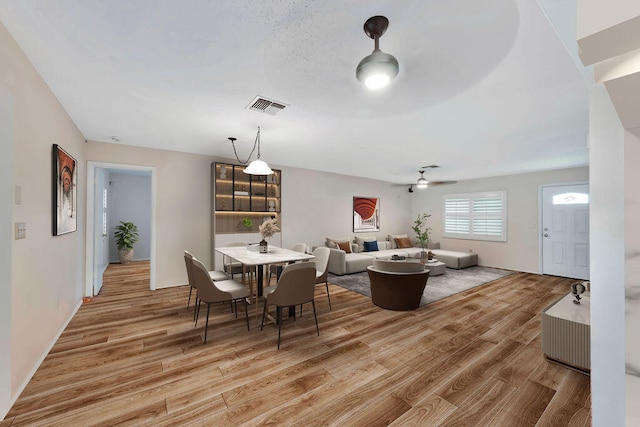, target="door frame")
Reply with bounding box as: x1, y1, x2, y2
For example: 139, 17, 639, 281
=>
538, 181, 589, 276
85, 161, 157, 296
